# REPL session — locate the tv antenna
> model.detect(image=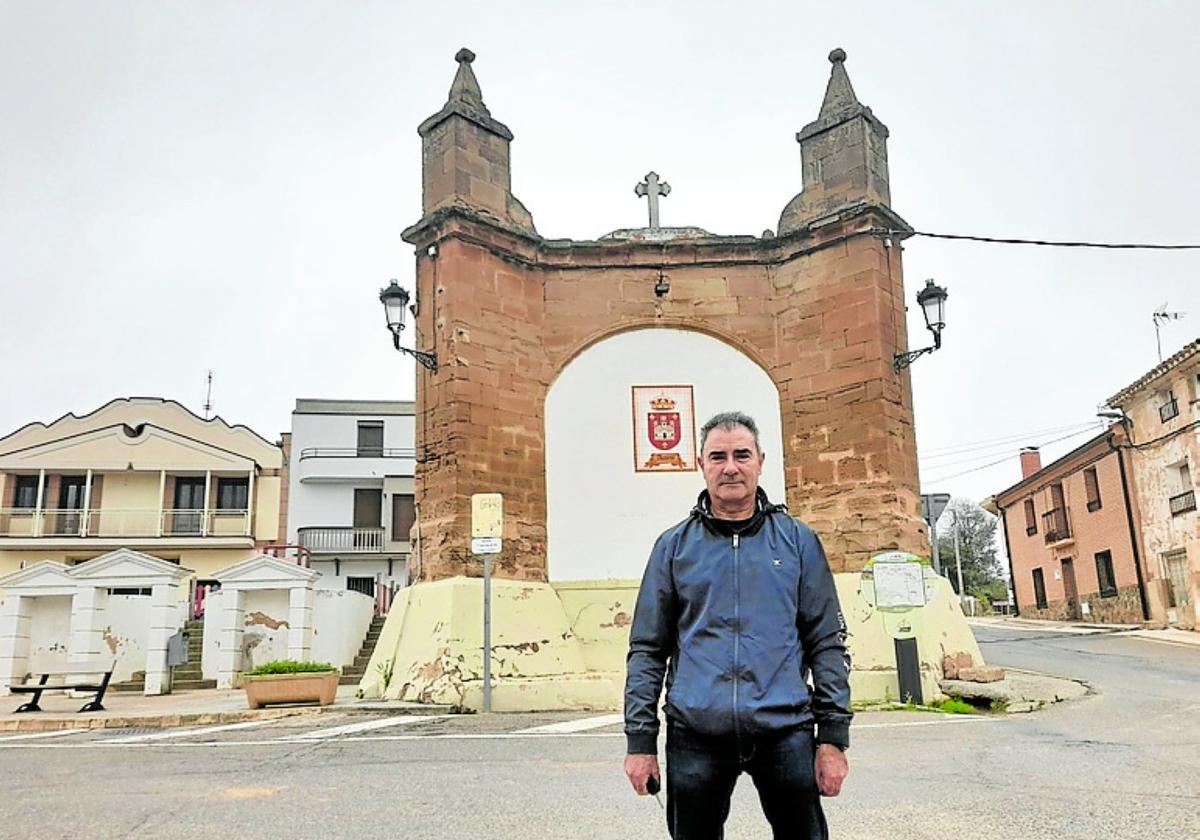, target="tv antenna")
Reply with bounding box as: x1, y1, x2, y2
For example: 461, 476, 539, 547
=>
203, 370, 214, 419
1152, 305, 1185, 362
